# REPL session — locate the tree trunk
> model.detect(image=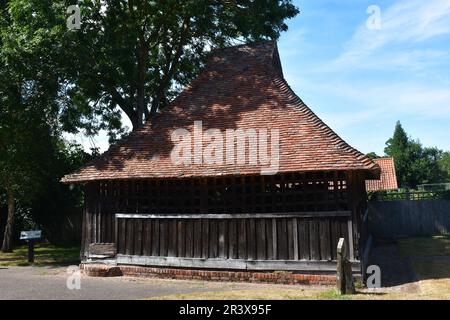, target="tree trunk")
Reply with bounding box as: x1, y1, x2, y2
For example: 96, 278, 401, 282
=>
1, 188, 15, 253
